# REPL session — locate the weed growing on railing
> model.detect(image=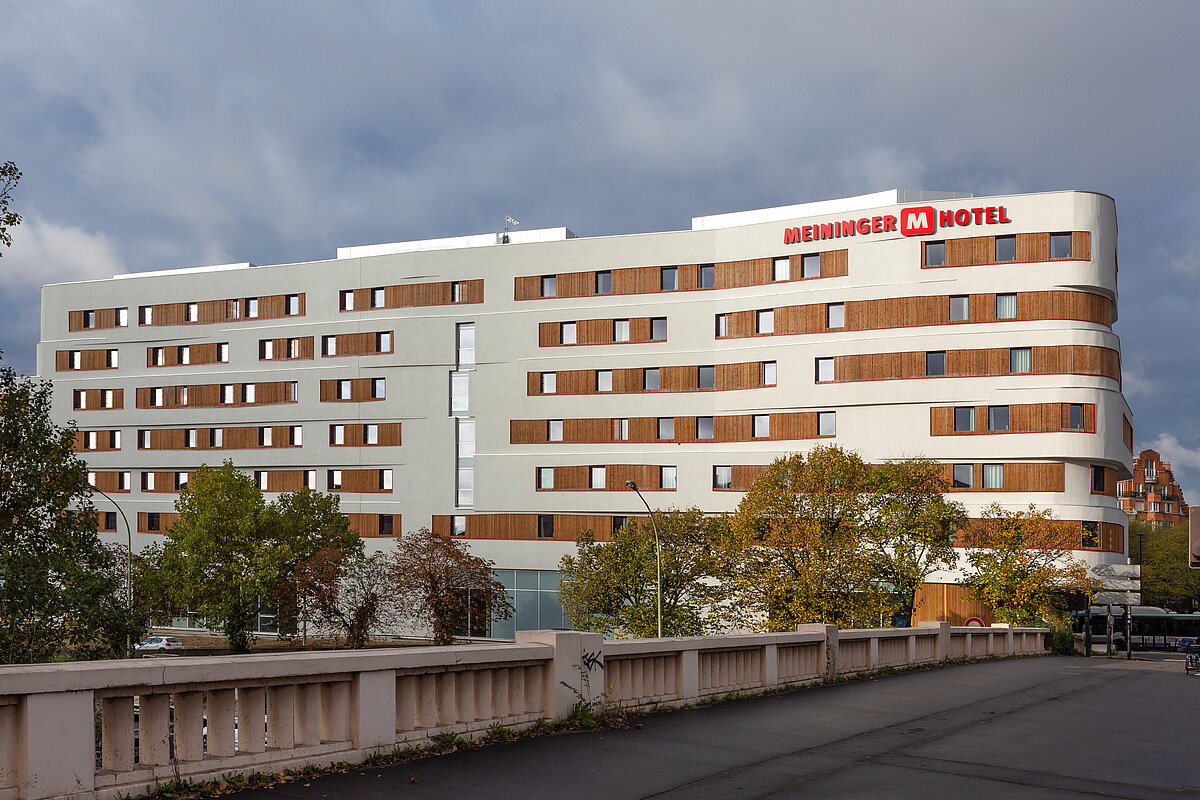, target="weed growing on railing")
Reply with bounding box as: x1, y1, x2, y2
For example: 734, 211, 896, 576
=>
483, 722, 516, 742
559, 672, 638, 730
430, 732, 468, 753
